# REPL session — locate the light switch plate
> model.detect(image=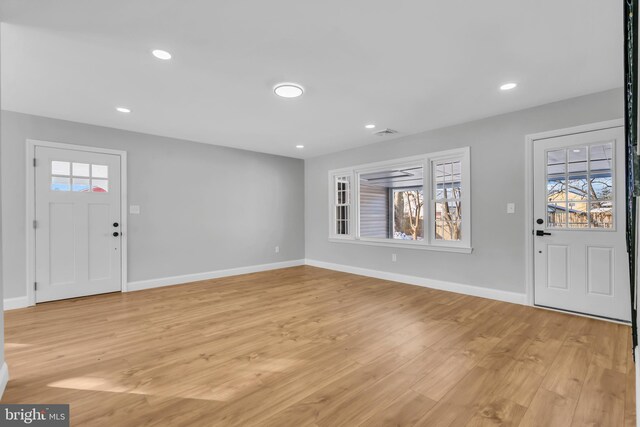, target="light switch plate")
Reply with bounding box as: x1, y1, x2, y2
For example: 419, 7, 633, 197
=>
507, 203, 515, 214
129, 205, 141, 215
